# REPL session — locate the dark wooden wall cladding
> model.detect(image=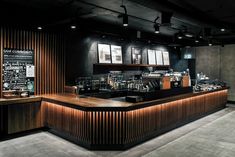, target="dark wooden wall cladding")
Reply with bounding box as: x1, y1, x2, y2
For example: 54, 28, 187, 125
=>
0, 26, 65, 97
7, 102, 43, 134
0, 106, 6, 135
